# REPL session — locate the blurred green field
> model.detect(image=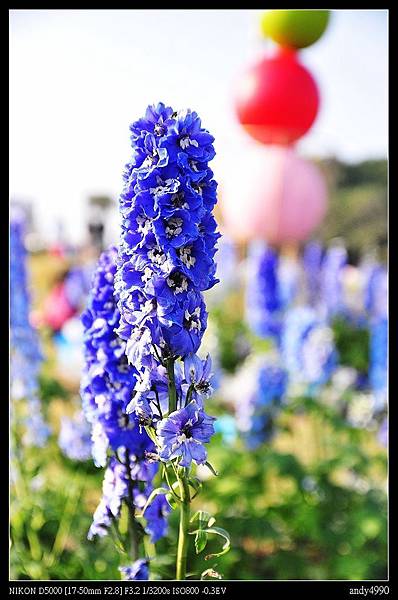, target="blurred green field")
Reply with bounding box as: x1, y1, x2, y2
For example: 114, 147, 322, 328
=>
10, 381, 387, 580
